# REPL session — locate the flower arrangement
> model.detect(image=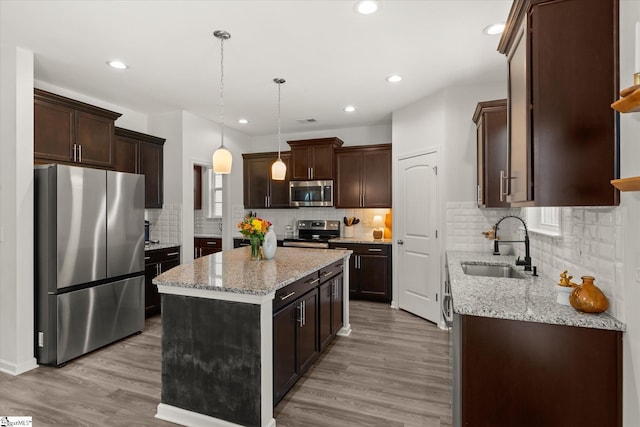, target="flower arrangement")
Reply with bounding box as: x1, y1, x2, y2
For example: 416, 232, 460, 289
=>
238, 215, 272, 260
237, 216, 272, 240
